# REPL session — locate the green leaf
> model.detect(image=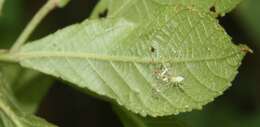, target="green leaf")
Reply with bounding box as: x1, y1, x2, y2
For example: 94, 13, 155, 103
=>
91, 0, 242, 21
0, 73, 56, 127
12, 70, 53, 113
14, 6, 246, 117
0, 0, 4, 15
113, 105, 187, 127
